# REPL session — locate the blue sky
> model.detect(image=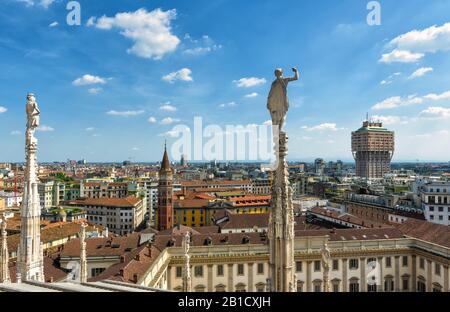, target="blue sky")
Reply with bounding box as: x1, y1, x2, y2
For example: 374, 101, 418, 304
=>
1, 0, 450, 162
